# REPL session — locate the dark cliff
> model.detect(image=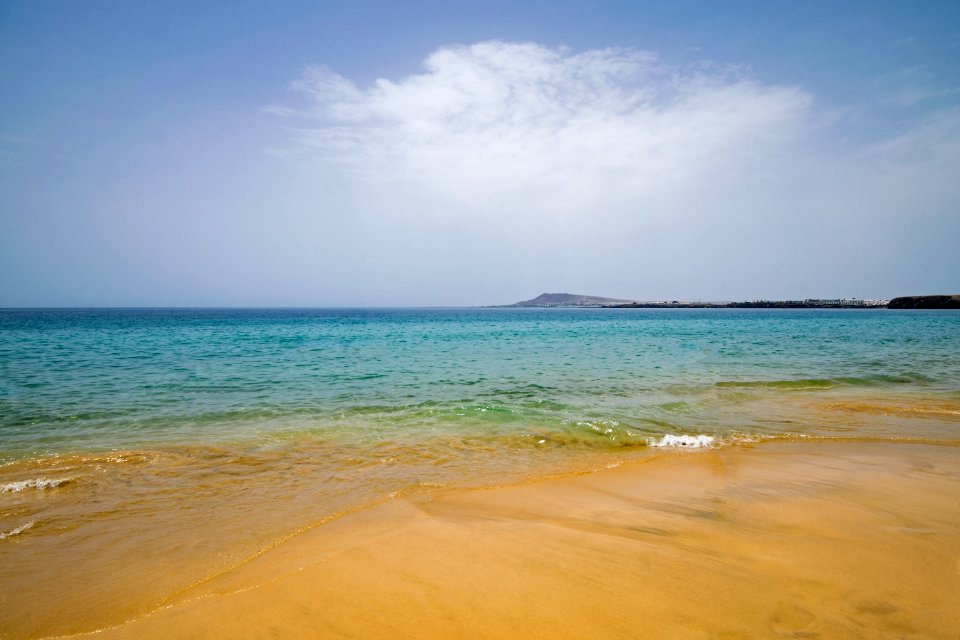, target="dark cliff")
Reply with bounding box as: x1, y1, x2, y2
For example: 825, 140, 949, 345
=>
887, 295, 960, 309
